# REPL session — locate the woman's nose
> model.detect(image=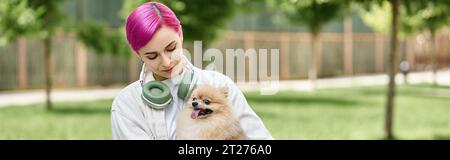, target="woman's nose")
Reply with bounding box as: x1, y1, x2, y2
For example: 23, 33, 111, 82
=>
160, 52, 171, 67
